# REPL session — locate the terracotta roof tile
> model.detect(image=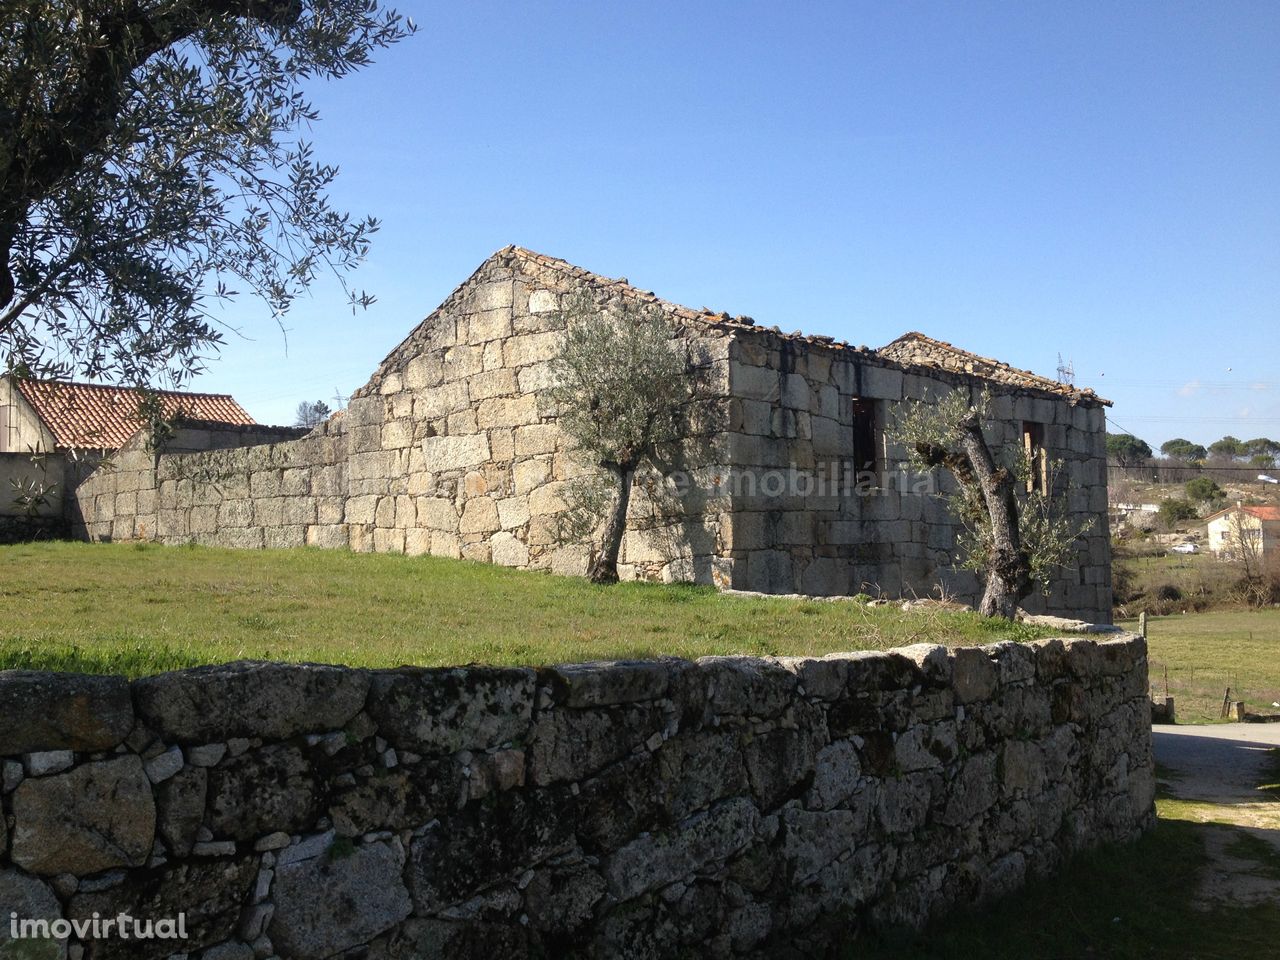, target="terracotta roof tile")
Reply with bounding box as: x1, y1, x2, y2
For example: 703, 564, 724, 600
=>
1243, 505, 1280, 522
13, 379, 256, 449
